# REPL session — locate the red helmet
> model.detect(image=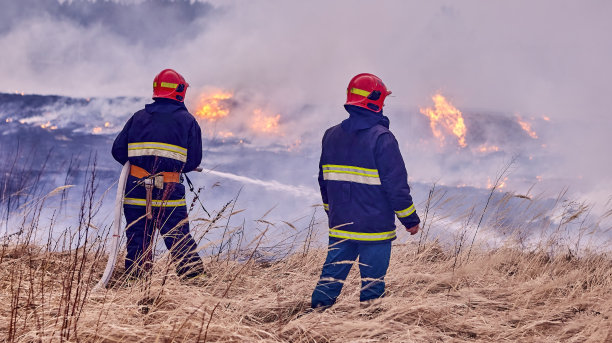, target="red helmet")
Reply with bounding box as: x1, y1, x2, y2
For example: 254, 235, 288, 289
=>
345, 73, 391, 112
152, 69, 189, 102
